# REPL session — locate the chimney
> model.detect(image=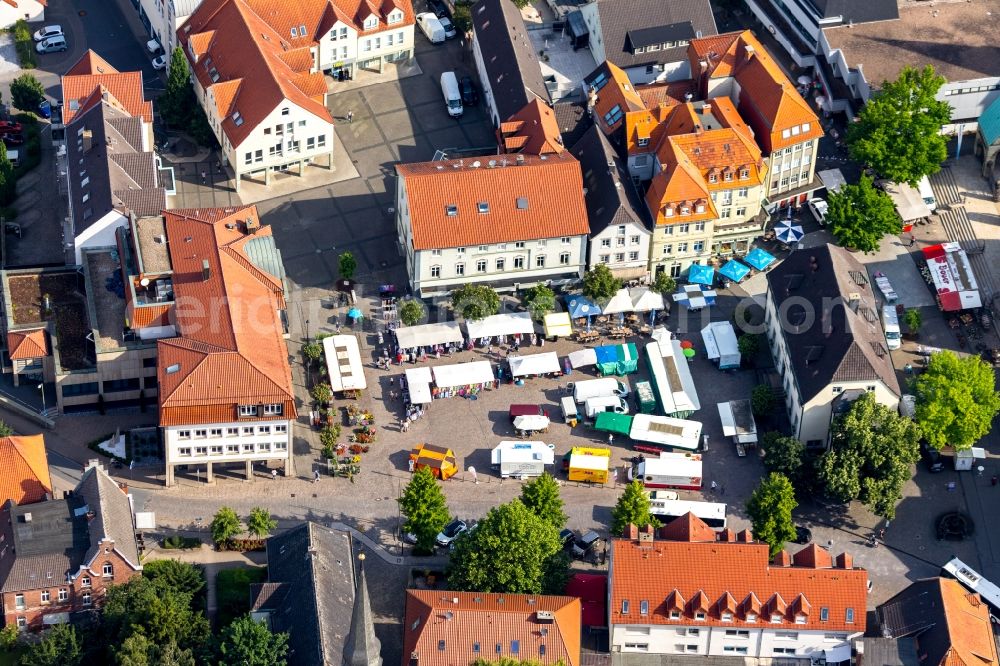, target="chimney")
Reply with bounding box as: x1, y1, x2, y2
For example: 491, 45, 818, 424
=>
245, 216, 261, 234
736, 528, 752, 543
772, 551, 792, 566
638, 524, 655, 542
719, 528, 735, 542
201, 259, 211, 281
624, 523, 639, 540
702, 103, 712, 115
836, 552, 854, 569
744, 45, 755, 62
82, 129, 94, 153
